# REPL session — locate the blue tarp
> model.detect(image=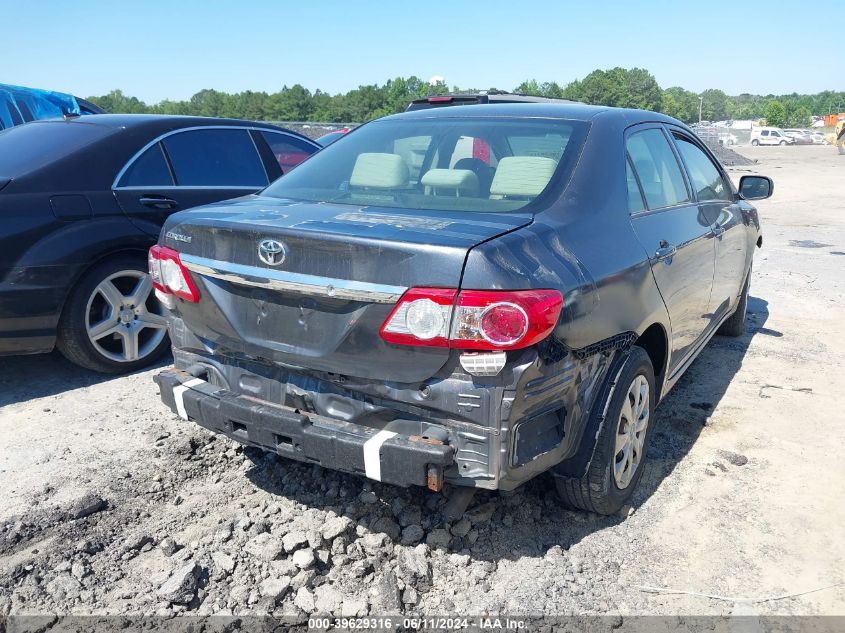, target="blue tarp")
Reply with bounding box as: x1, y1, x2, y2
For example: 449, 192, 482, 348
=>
0, 83, 81, 130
